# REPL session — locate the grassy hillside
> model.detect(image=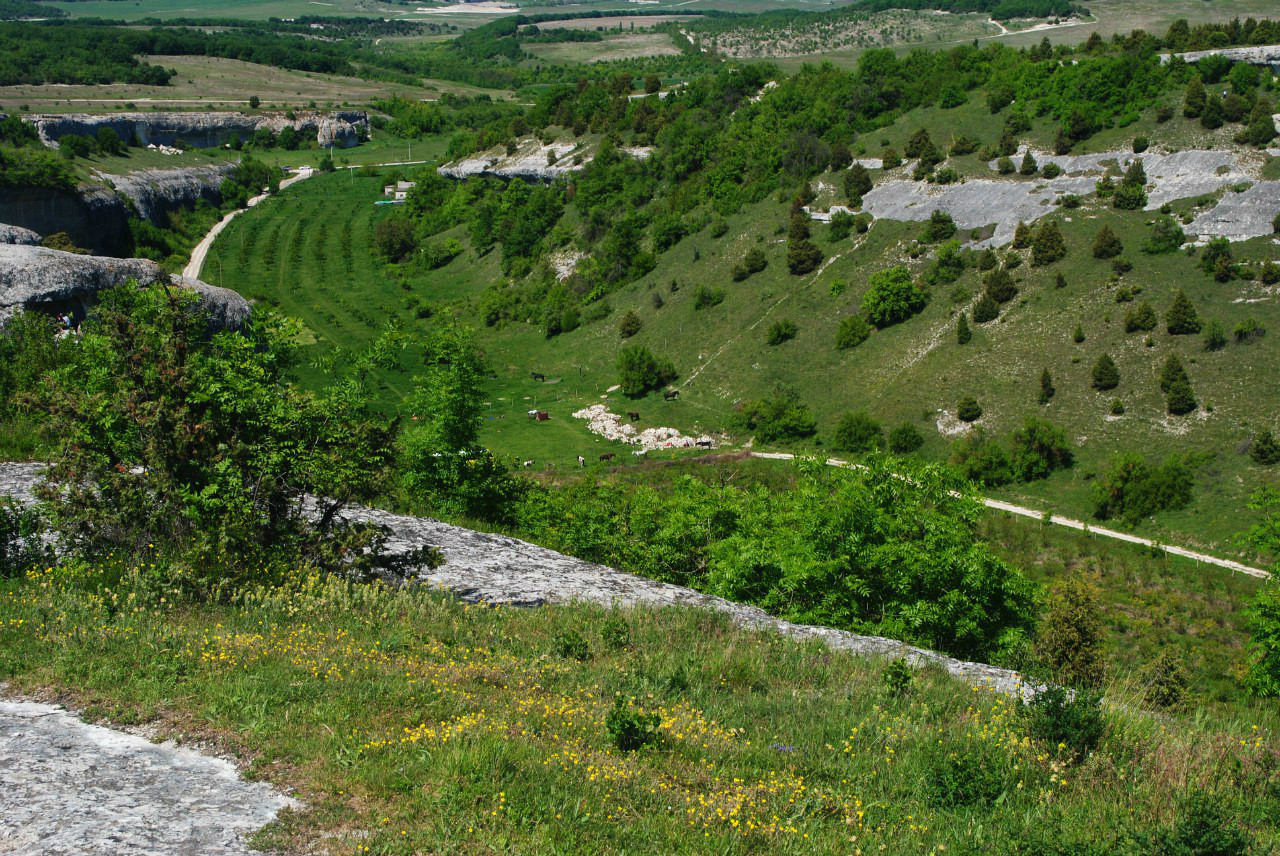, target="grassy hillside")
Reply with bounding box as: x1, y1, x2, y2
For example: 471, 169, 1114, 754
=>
2, 564, 1277, 854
